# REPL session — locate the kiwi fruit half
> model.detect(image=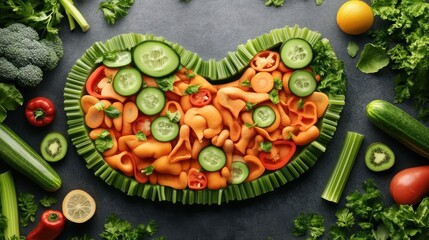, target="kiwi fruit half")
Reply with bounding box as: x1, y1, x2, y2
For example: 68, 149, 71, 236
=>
364, 142, 395, 172
40, 132, 68, 162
